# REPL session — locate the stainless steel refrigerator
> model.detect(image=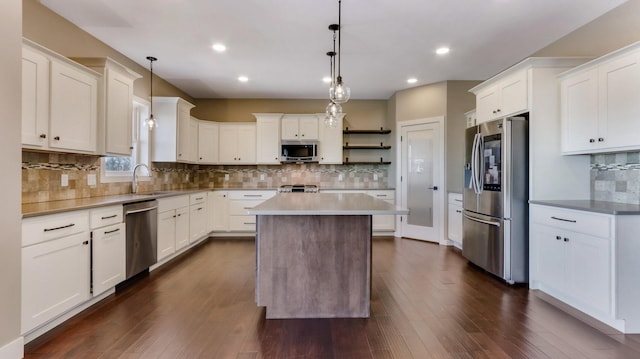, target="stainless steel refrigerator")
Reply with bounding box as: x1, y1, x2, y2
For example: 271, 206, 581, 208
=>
463, 117, 528, 284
